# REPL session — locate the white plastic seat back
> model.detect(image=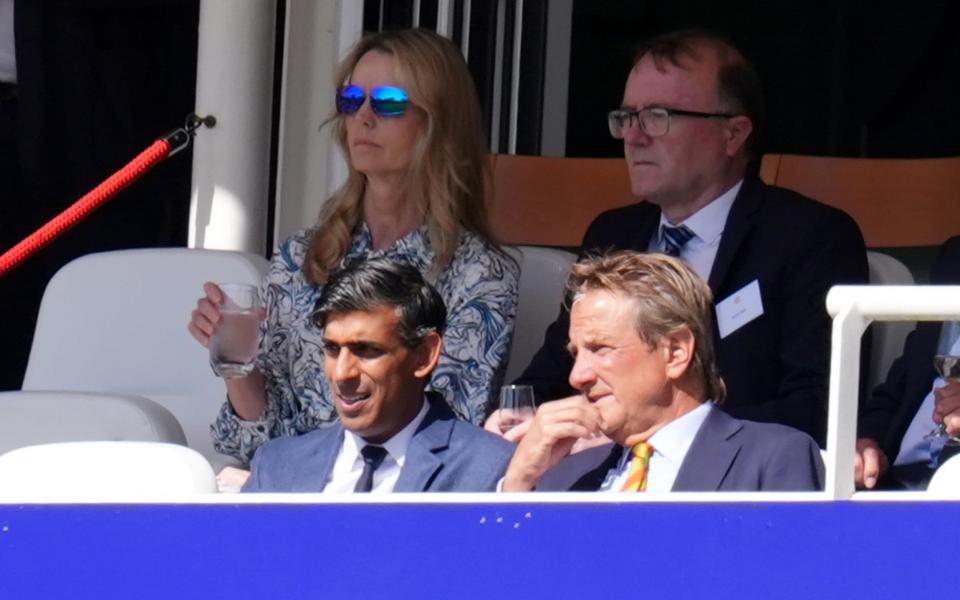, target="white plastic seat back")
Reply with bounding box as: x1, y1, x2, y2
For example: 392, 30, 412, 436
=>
0, 391, 186, 456
504, 246, 577, 383
0, 441, 217, 500
22, 248, 269, 469
927, 454, 960, 498
865, 251, 915, 390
